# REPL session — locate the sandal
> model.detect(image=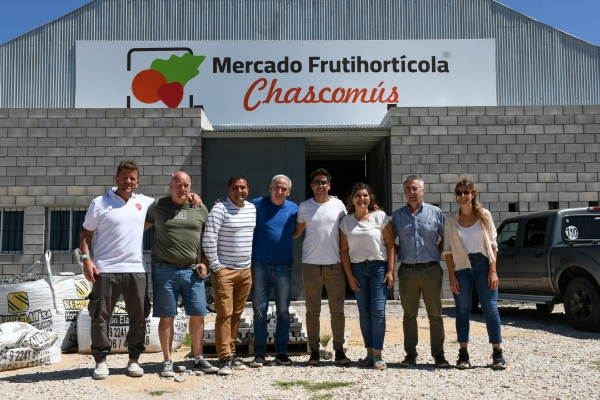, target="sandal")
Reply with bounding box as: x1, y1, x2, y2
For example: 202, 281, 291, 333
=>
374, 358, 387, 370
358, 355, 374, 367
